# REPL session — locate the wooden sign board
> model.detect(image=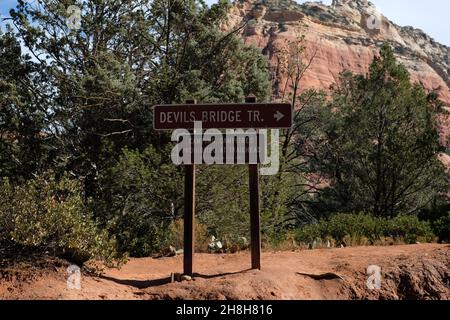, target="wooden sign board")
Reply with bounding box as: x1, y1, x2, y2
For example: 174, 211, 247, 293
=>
152, 97, 292, 276
153, 103, 292, 130
174, 132, 267, 164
